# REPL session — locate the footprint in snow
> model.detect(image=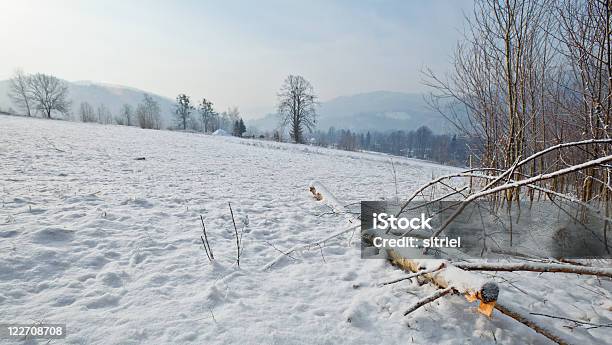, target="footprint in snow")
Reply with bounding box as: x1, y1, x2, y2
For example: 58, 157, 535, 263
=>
99, 272, 124, 288
84, 293, 120, 309
31, 227, 75, 244
0, 230, 18, 238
